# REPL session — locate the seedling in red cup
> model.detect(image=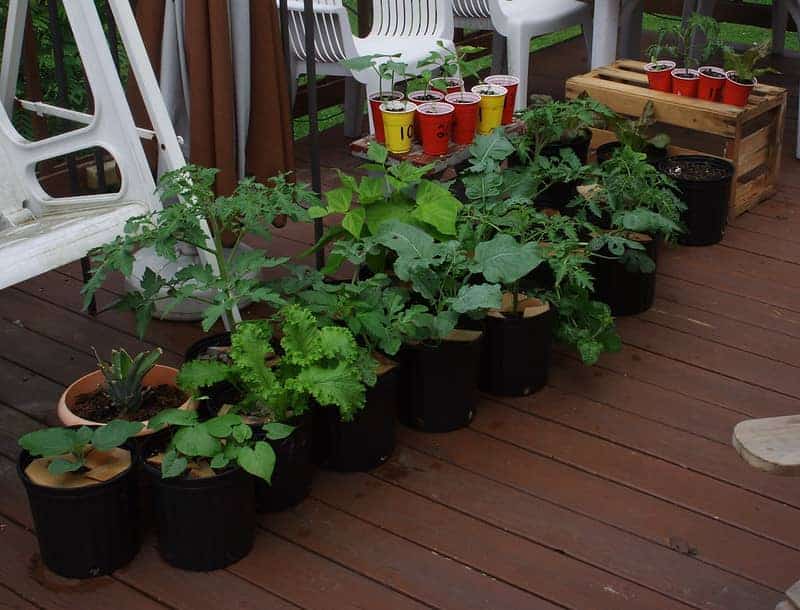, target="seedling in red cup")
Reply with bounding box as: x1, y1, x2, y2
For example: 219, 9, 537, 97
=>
408, 90, 445, 141
445, 91, 481, 145
697, 66, 726, 101
671, 68, 700, 97
416, 102, 455, 156
721, 40, 778, 106
484, 75, 520, 124
643, 60, 676, 92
